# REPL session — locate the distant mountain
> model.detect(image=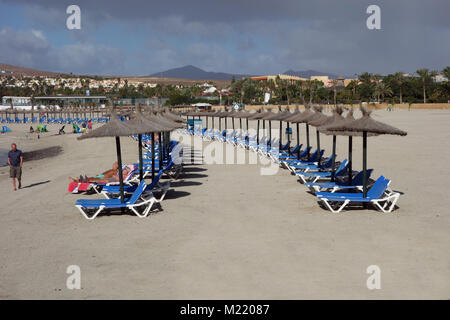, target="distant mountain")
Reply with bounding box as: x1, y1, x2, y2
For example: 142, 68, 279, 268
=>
0, 62, 68, 77
150, 65, 345, 80
283, 69, 340, 79
149, 65, 253, 80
